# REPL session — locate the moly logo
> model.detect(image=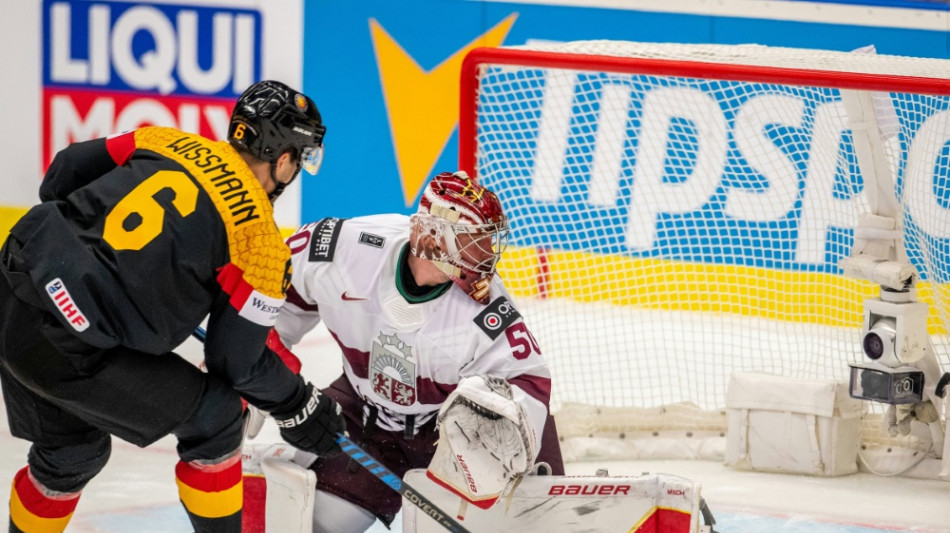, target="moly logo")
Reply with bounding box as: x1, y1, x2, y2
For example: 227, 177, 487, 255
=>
42, 0, 262, 167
